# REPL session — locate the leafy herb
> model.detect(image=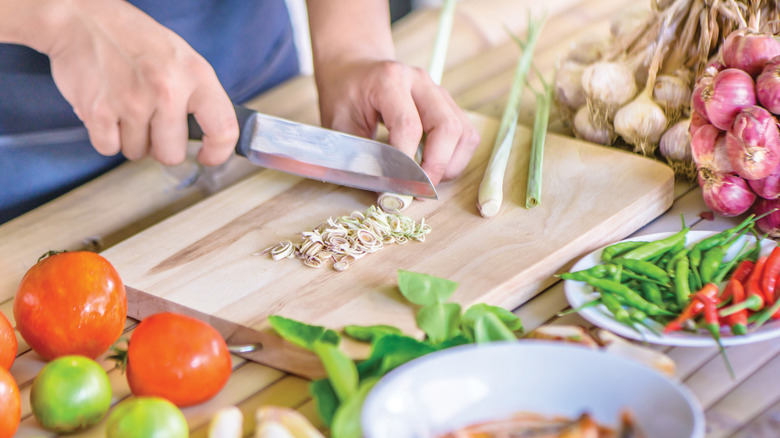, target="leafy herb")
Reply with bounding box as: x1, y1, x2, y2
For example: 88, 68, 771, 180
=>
269, 269, 525, 438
